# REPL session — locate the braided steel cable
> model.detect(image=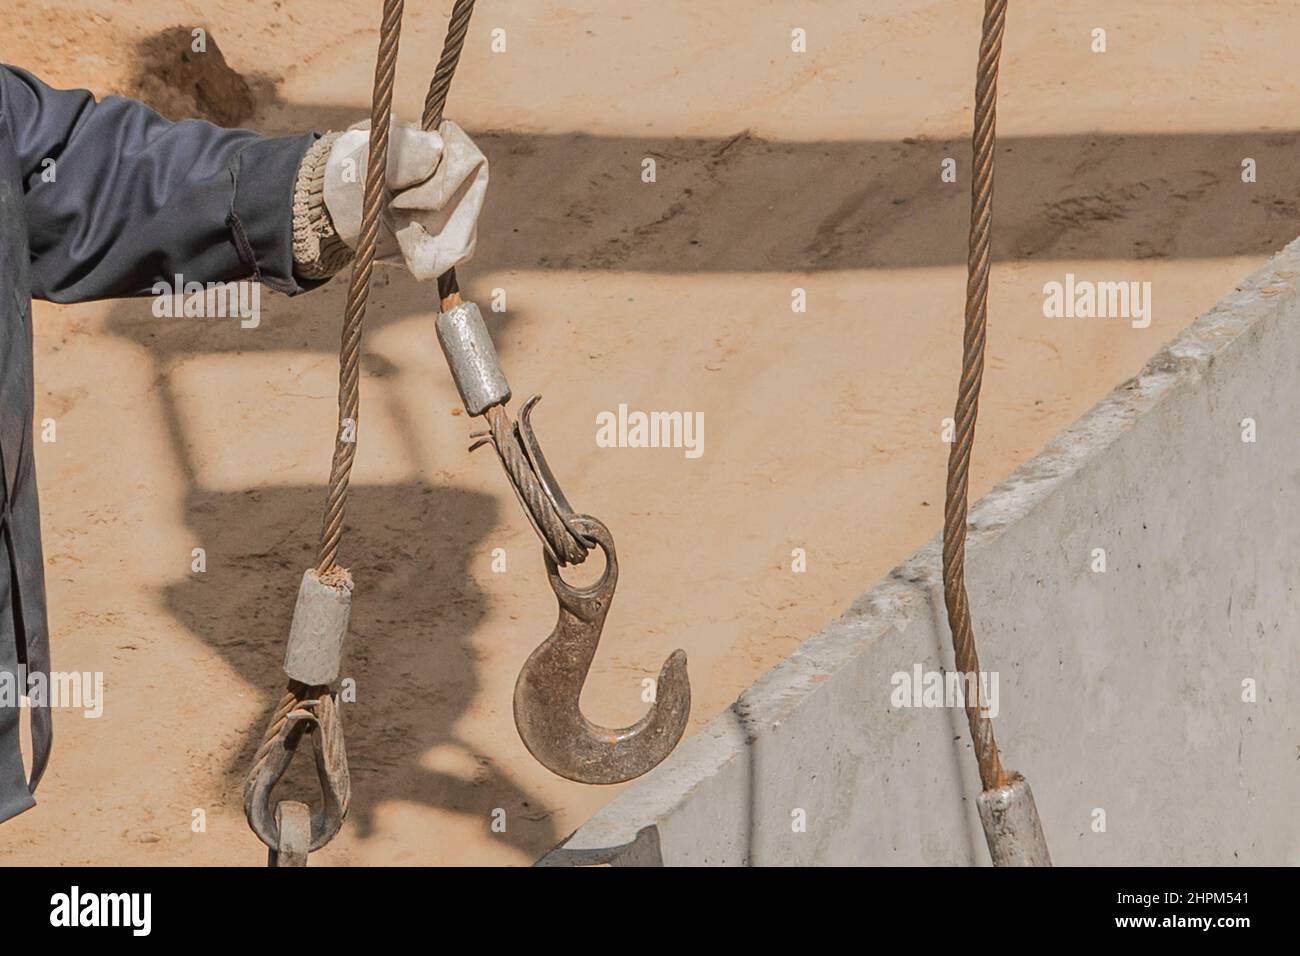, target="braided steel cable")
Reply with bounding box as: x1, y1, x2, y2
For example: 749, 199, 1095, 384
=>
419, 0, 591, 566
484, 405, 590, 566
245, 0, 408, 862
252, 688, 304, 766
424, 0, 473, 307
315, 0, 407, 574
422, 0, 476, 131
941, 0, 1010, 793
249, 0, 496, 862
